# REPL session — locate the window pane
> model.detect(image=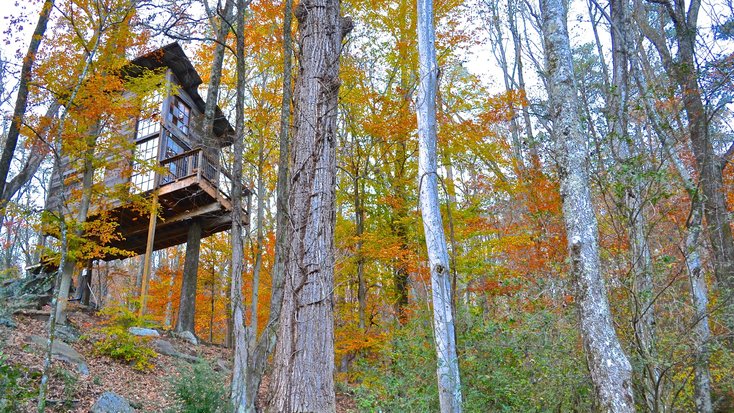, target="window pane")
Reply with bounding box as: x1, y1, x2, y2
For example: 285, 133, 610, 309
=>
131, 136, 159, 193
167, 97, 190, 135
136, 91, 162, 140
